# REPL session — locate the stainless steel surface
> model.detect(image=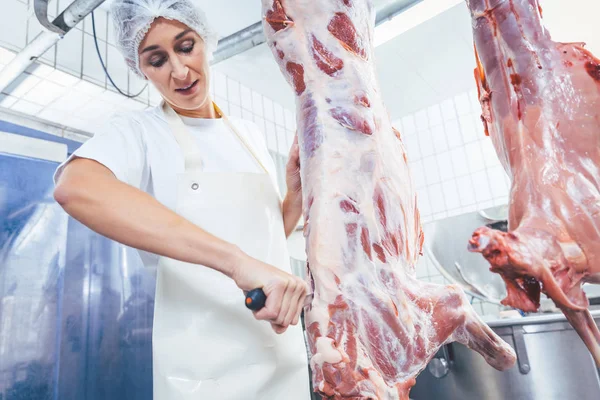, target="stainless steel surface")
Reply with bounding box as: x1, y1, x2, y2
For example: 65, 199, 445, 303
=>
211, 0, 422, 65
411, 312, 600, 400
423, 205, 508, 303
486, 309, 600, 328
0, 151, 154, 399
427, 358, 449, 379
